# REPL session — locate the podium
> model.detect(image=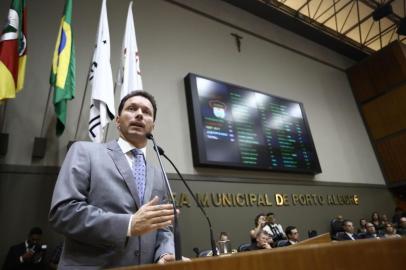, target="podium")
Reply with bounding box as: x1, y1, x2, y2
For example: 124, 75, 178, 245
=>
113, 237, 406, 270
